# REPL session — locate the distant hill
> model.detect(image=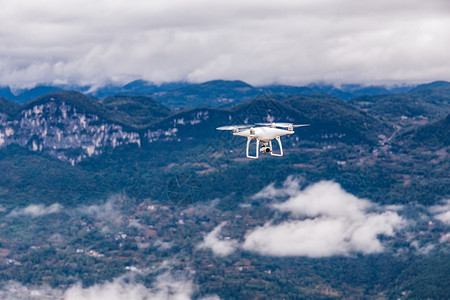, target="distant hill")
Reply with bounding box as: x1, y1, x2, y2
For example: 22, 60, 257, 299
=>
349, 85, 450, 122
282, 95, 389, 144
408, 84, 450, 104
90, 80, 189, 98
398, 113, 450, 148
0, 97, 18, 117
306, 83, 353, 99
153, 80, 261, 108
409, 80, 450, 92
0, 86, 16, 100
340, 84, 392, 97
102, 95, 171, 128
22, 91, 109, 118
22, 91, 171, 130
259, 85, 316, 97
14, 86, 63, 104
